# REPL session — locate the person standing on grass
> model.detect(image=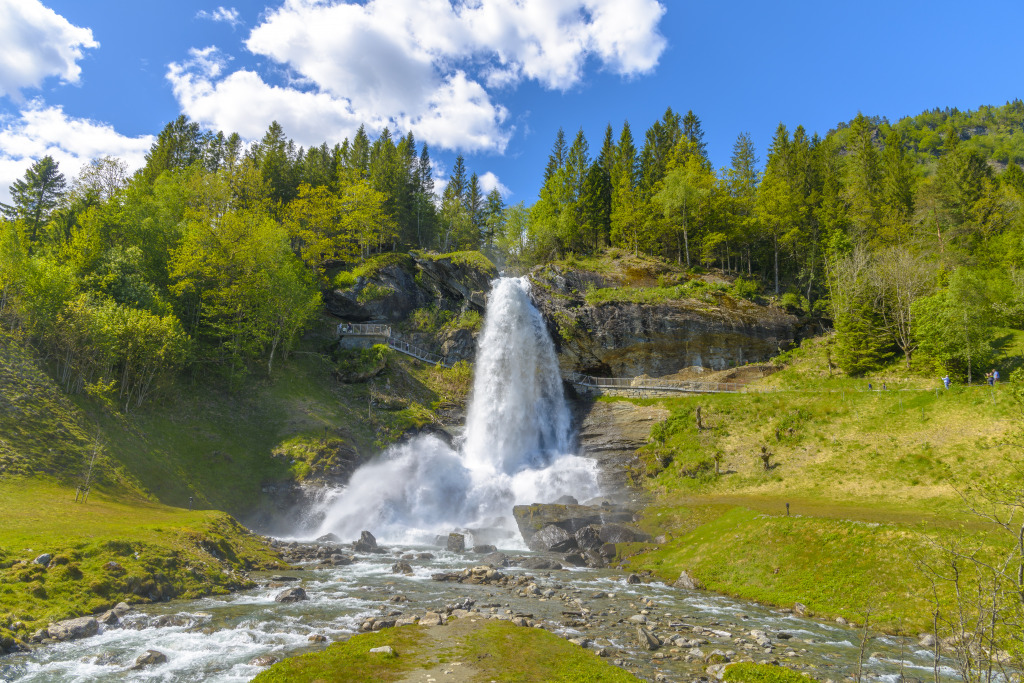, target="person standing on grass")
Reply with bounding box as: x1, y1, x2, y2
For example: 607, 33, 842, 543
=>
943, 375, 951, 389
994, 369, 1000, 383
